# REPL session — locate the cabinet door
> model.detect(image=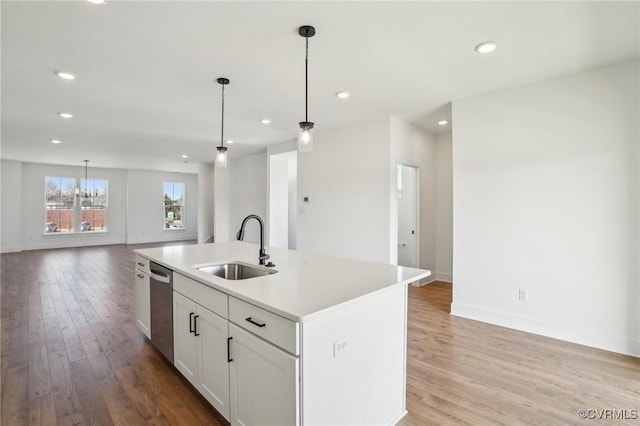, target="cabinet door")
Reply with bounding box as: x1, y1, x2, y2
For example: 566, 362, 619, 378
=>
173, 291, 197, 384
196, 306, 230, 421
135, 271, 150, 338
229, 324, 299, 426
